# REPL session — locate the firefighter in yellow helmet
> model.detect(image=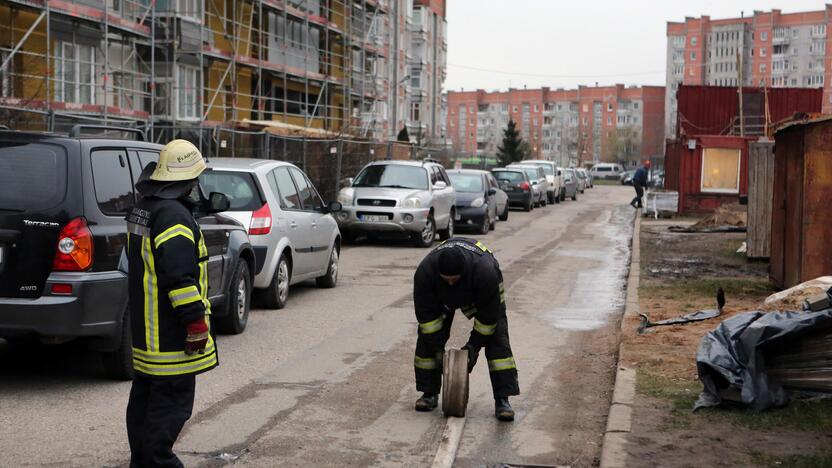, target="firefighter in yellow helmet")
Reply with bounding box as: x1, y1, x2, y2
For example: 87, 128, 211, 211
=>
125, 139, 216, 467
